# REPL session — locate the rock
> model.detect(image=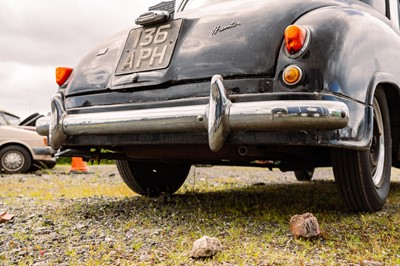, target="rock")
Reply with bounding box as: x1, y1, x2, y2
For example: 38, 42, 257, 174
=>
139, 253, 150, 261
0, 212, 15, 223
360, 260, 383, 266
290, 212, 321, 238
190, 236, 222, 258
105, 237, 114, 243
